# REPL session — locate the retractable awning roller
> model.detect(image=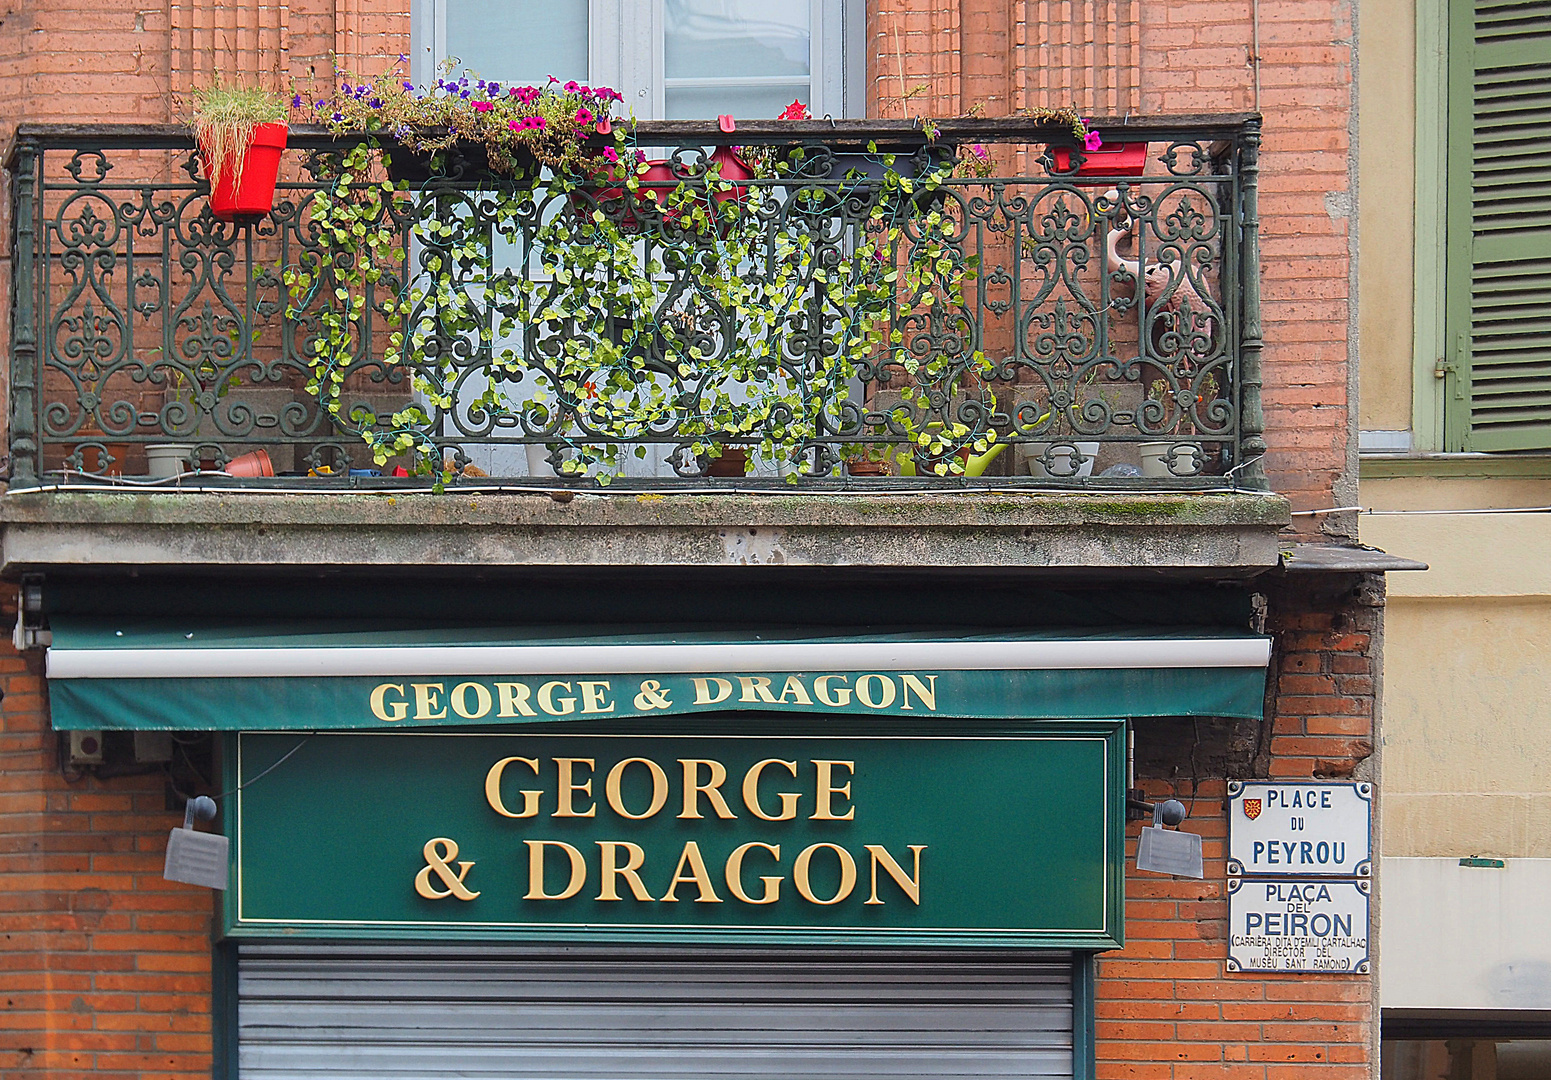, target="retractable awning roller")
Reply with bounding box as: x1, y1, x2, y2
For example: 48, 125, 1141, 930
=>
44, 620, 1271, 730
